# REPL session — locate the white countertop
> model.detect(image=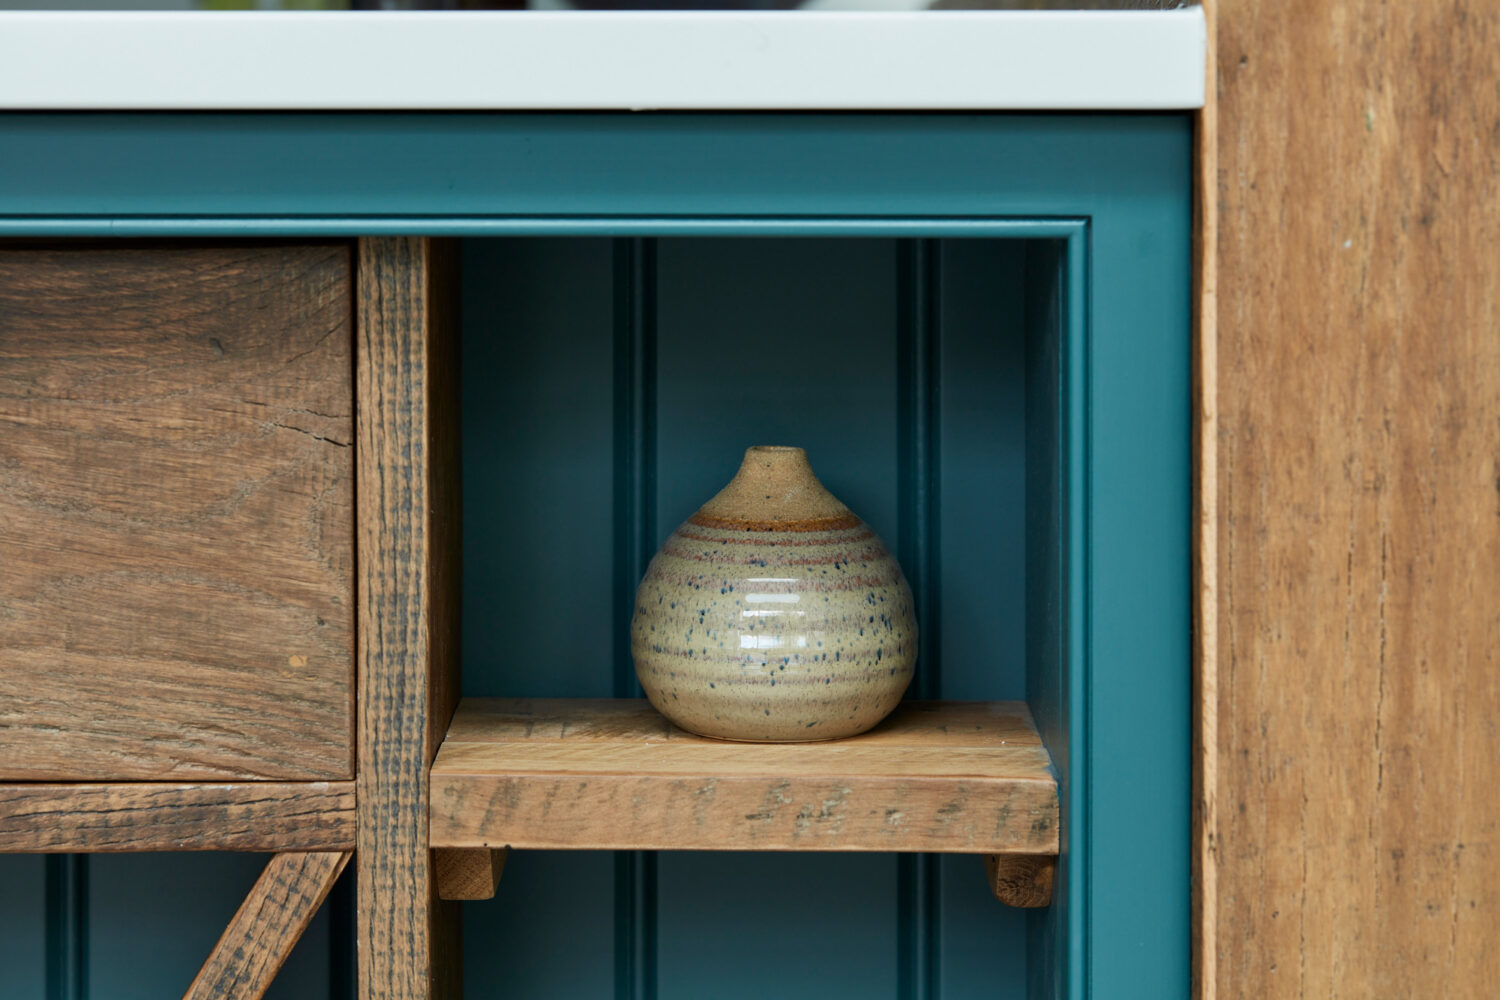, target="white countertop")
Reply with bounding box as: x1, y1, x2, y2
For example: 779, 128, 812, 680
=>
0, 9, 1204, 111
